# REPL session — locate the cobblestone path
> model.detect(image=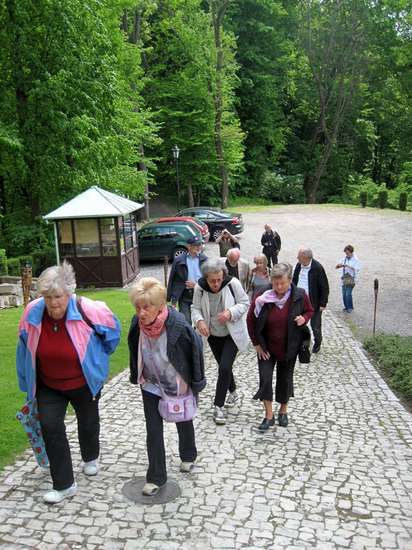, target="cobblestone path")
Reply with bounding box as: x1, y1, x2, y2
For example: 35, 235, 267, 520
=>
1, 311, 412, 549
